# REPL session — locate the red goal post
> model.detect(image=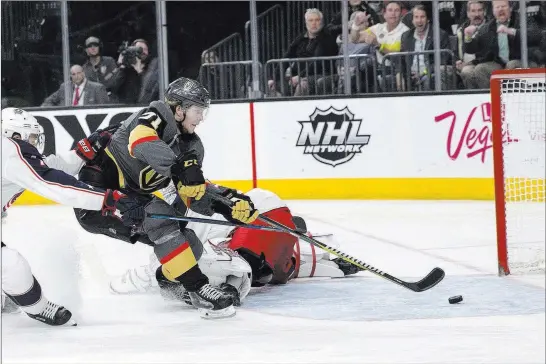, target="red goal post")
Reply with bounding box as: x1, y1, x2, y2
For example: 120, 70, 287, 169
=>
490, 68, 546, 276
